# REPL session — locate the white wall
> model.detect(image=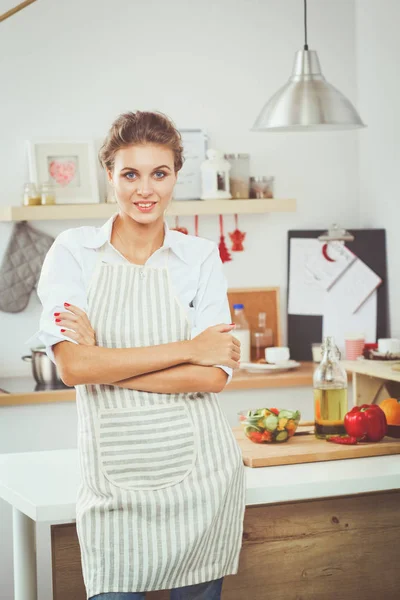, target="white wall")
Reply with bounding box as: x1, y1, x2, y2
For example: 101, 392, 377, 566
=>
0, 0, 360, 377
0, 0, 360, 598
355, 0, 400, 336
